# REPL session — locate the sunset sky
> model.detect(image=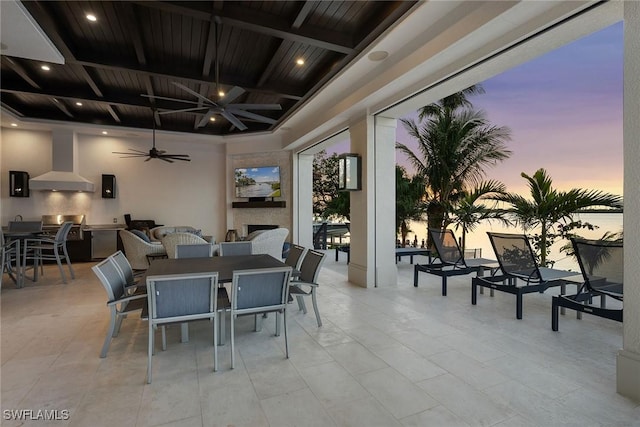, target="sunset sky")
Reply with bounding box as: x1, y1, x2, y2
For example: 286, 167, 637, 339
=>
329, 21, 624, 197
395, 21, 624, 196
